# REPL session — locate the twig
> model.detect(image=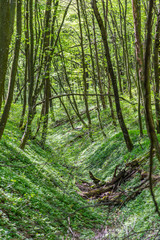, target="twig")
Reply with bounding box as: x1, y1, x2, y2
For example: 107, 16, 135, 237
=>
67, 217, 76, 238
